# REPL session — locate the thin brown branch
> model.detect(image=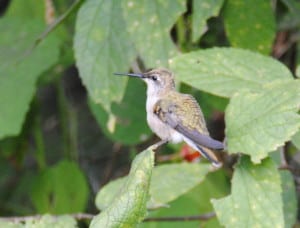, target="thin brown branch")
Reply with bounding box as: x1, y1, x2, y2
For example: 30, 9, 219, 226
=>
102, 142, 122, 185
278, 164, 296, 172
0, 212, 216, 223
144, 212, 216, 222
